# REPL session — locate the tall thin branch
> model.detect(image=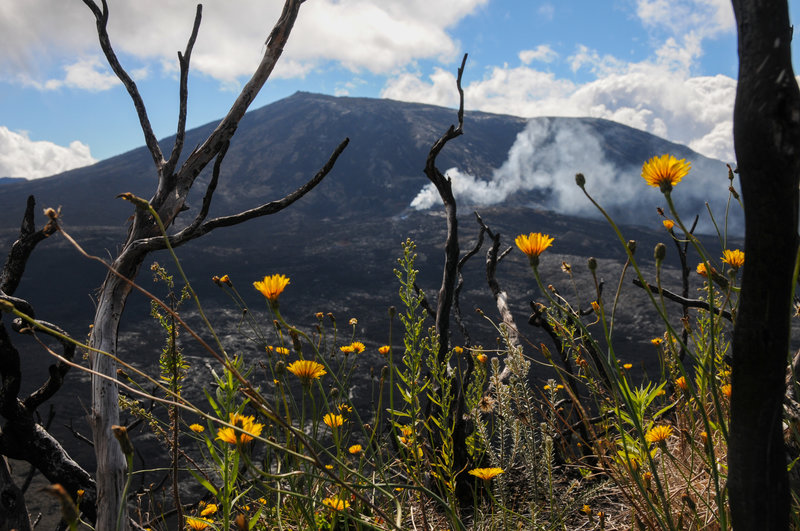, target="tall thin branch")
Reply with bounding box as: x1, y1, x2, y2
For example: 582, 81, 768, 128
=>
424, 53, 467, 361
176, 0, 304, 191
81, 0, 165, 171
164, 4, 203, 179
